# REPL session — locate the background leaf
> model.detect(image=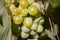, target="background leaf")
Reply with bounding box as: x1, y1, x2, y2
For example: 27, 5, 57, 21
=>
53, 0, 60, 7
45, 29, 56, 40
0, 0, 11, 40
45, 1, 49, 11
54, 24, 58, 35
0, 0, 5, 16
